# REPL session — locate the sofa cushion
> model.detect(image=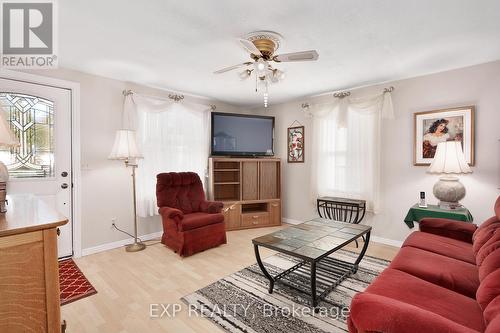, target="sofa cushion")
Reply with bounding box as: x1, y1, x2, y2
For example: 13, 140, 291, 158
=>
473, 218, 500, 256
479, 248, 500, 281
403, 231, 476, 264
476, 230, 500, 266
389, 246, 479, 298
418, 218, 477, 243
477, 269, 500, 311
484, 295, 500, 327
473, 216, 498, 242
349, 292, 482, 333
364, 268, 485, 332
179, 212, 224, 231
486, 316, 500, 333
